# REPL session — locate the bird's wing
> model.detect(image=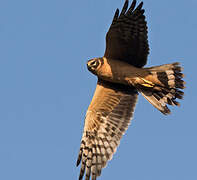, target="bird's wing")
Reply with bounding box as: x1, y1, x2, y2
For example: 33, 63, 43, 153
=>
77, 79, 138, 180
104, 0, 149, 68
